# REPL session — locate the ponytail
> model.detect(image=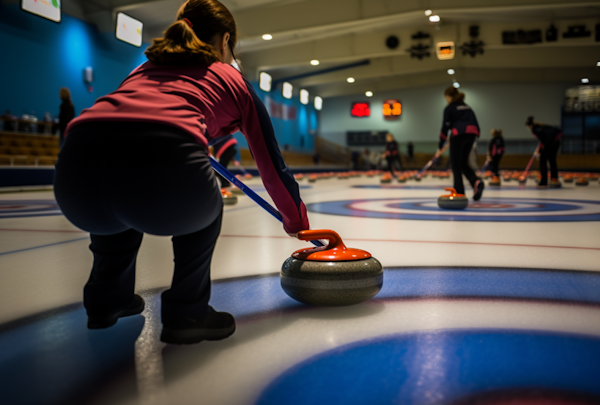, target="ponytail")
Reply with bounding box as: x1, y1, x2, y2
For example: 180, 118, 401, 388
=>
444, 86, 465, 103
144, 0, 237, 67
